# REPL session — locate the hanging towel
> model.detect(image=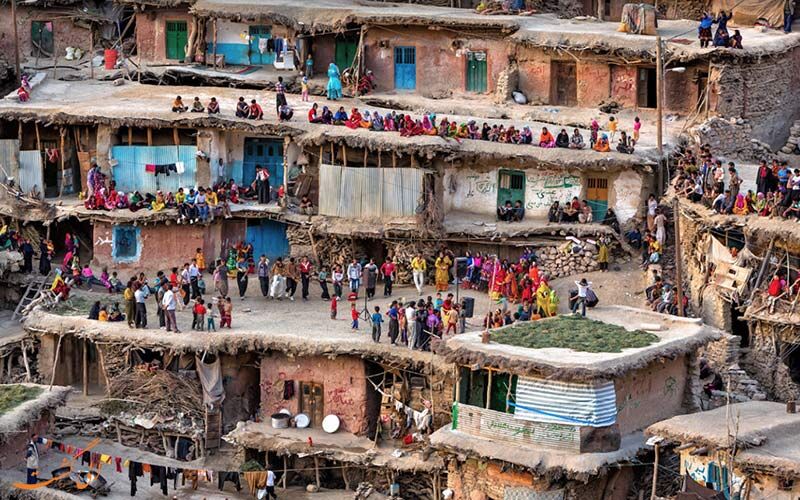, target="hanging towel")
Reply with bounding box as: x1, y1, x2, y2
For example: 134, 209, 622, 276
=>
283, 380, 295, 400
175, 161, 185, 174
115, 456, 122, 473
258, 37, 269, 55
145, 164, 156, 173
